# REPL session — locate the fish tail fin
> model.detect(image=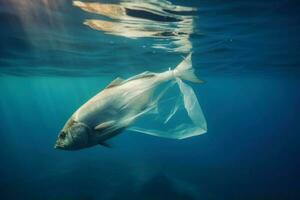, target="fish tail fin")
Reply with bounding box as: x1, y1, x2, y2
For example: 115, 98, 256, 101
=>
173, 53, 203, 83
